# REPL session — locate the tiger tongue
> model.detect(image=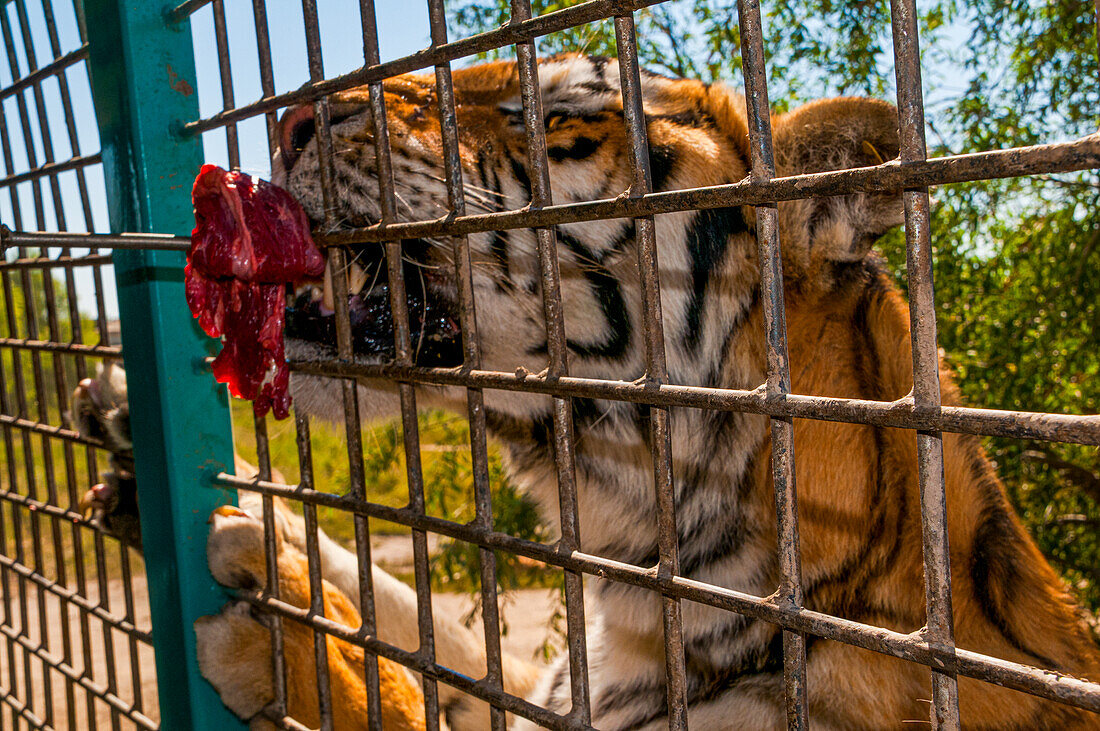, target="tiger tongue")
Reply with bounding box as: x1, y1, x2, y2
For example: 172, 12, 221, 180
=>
186, 165, 325, 420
